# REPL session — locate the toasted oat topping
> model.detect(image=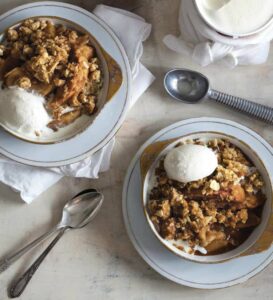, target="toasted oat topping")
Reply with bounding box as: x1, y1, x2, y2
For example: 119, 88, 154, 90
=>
0, 18, 103, 130
148, 139, 265, 255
